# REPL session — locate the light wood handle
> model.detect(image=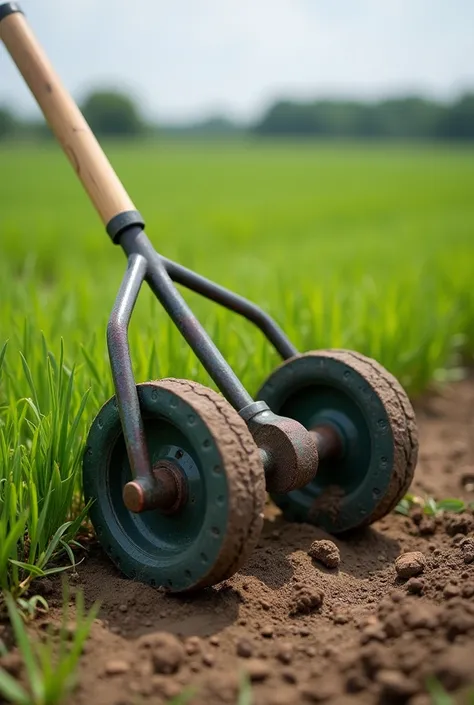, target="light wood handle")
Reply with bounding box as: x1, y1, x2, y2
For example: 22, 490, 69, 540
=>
0, 9, 137, 226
